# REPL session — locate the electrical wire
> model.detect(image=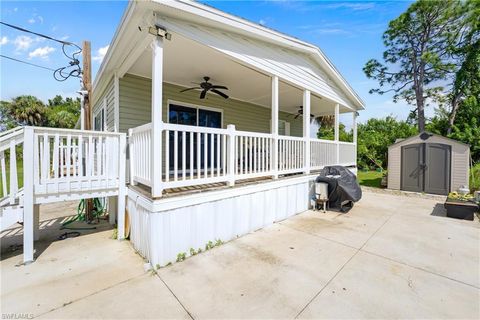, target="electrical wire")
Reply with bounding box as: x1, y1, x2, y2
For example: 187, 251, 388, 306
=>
1, 21, 82, 82
0, 54, 56, 71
